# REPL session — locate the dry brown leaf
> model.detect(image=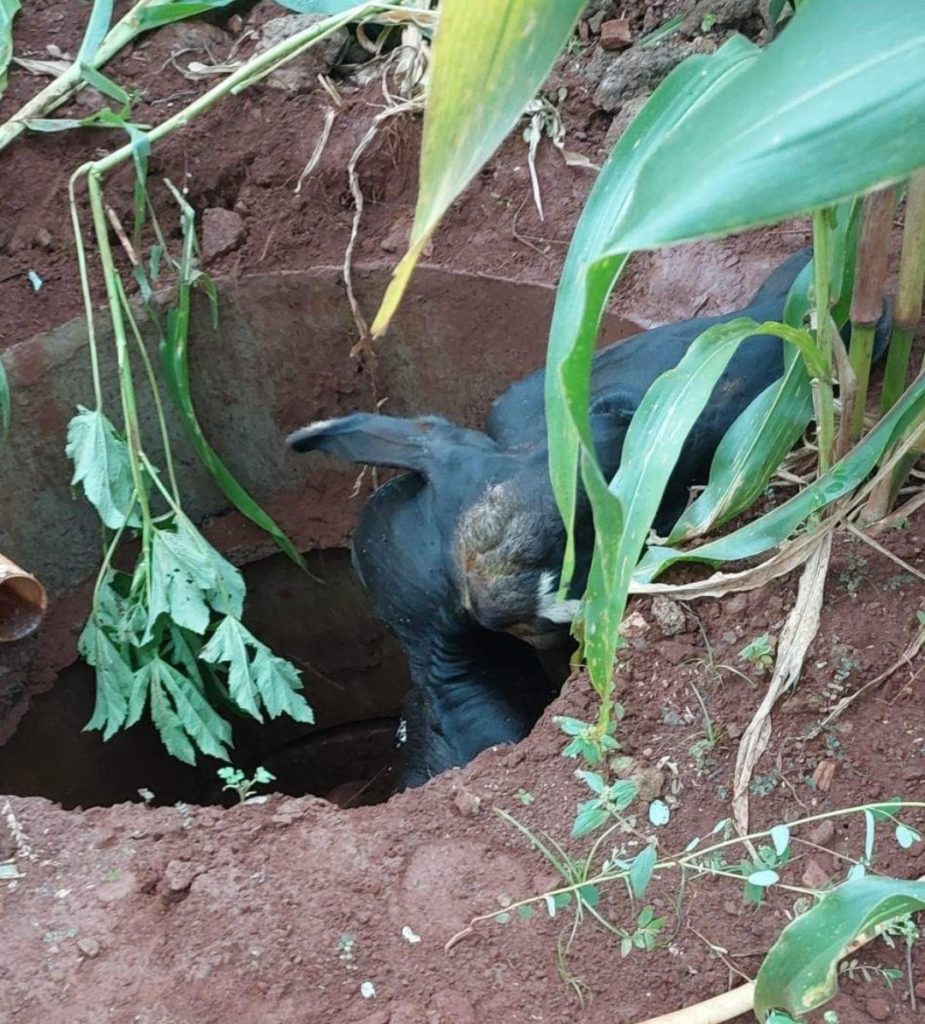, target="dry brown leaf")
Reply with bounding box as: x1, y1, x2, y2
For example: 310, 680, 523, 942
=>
732, 532, 833, 835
